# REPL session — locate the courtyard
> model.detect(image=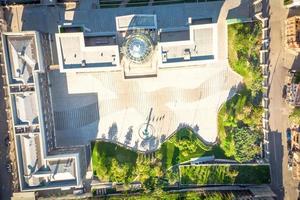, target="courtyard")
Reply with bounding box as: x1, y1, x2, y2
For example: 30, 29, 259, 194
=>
50, 62, 241, 151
